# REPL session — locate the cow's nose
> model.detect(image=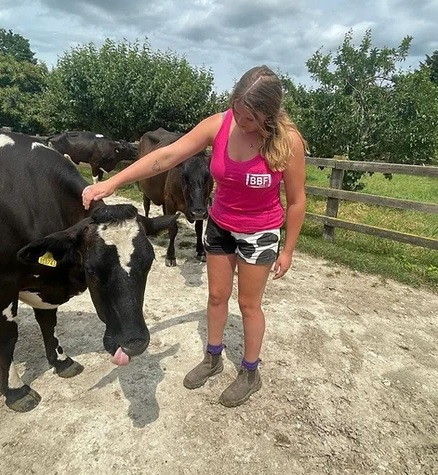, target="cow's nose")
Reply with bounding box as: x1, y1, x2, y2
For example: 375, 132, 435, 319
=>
192, 209, 207, 220
122, 336, 150, 357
